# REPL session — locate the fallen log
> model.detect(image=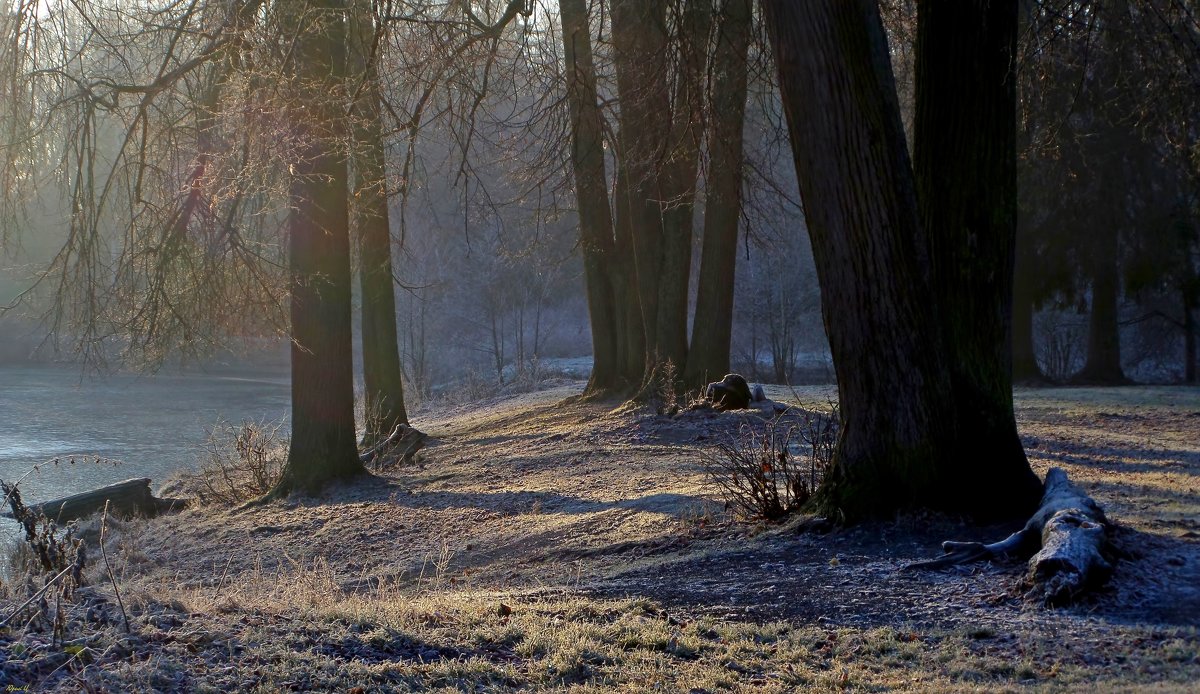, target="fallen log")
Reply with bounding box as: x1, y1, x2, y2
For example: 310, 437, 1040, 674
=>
3, 478, 186, 524
906, 467, 1113, 605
